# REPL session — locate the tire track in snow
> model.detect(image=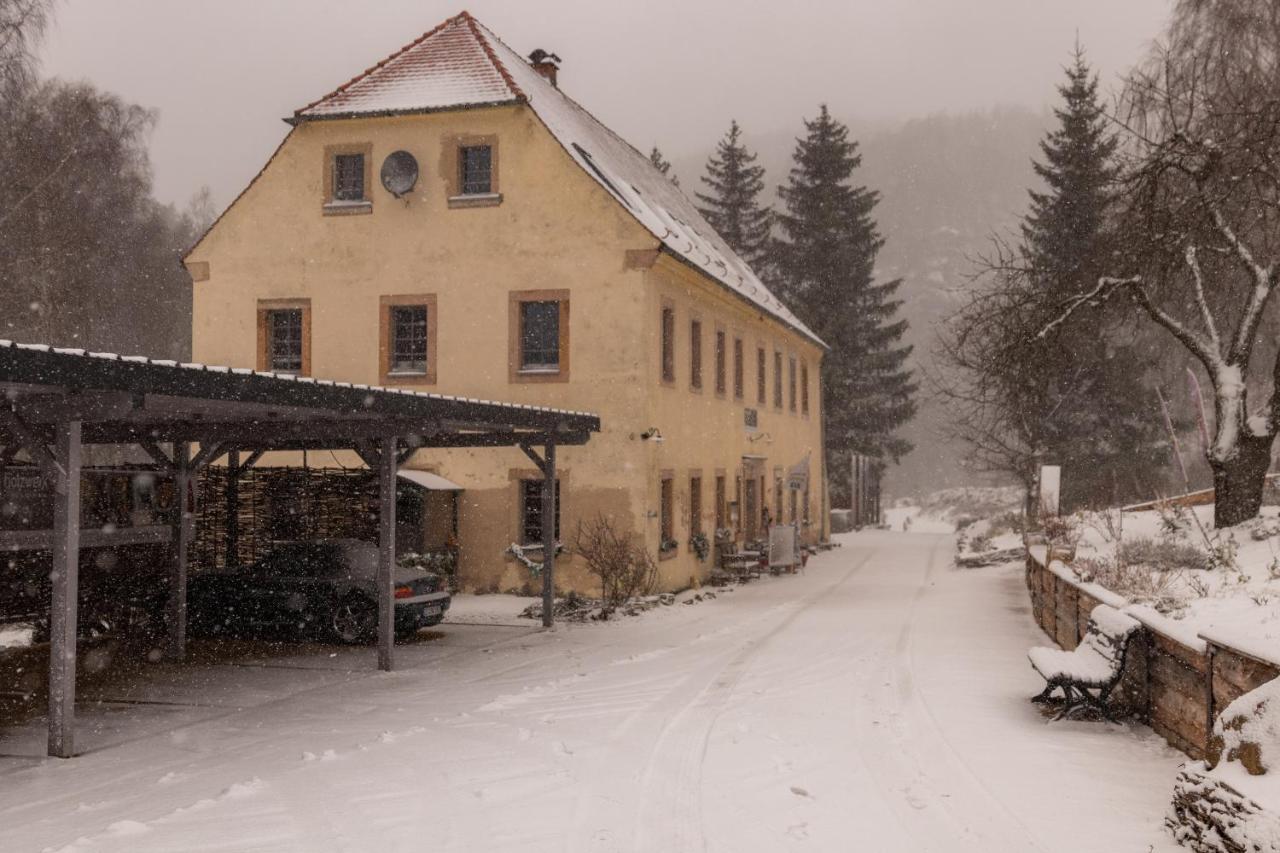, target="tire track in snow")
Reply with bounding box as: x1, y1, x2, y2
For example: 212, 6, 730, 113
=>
874, 534, 1050, 851
629, 547, 882, 853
